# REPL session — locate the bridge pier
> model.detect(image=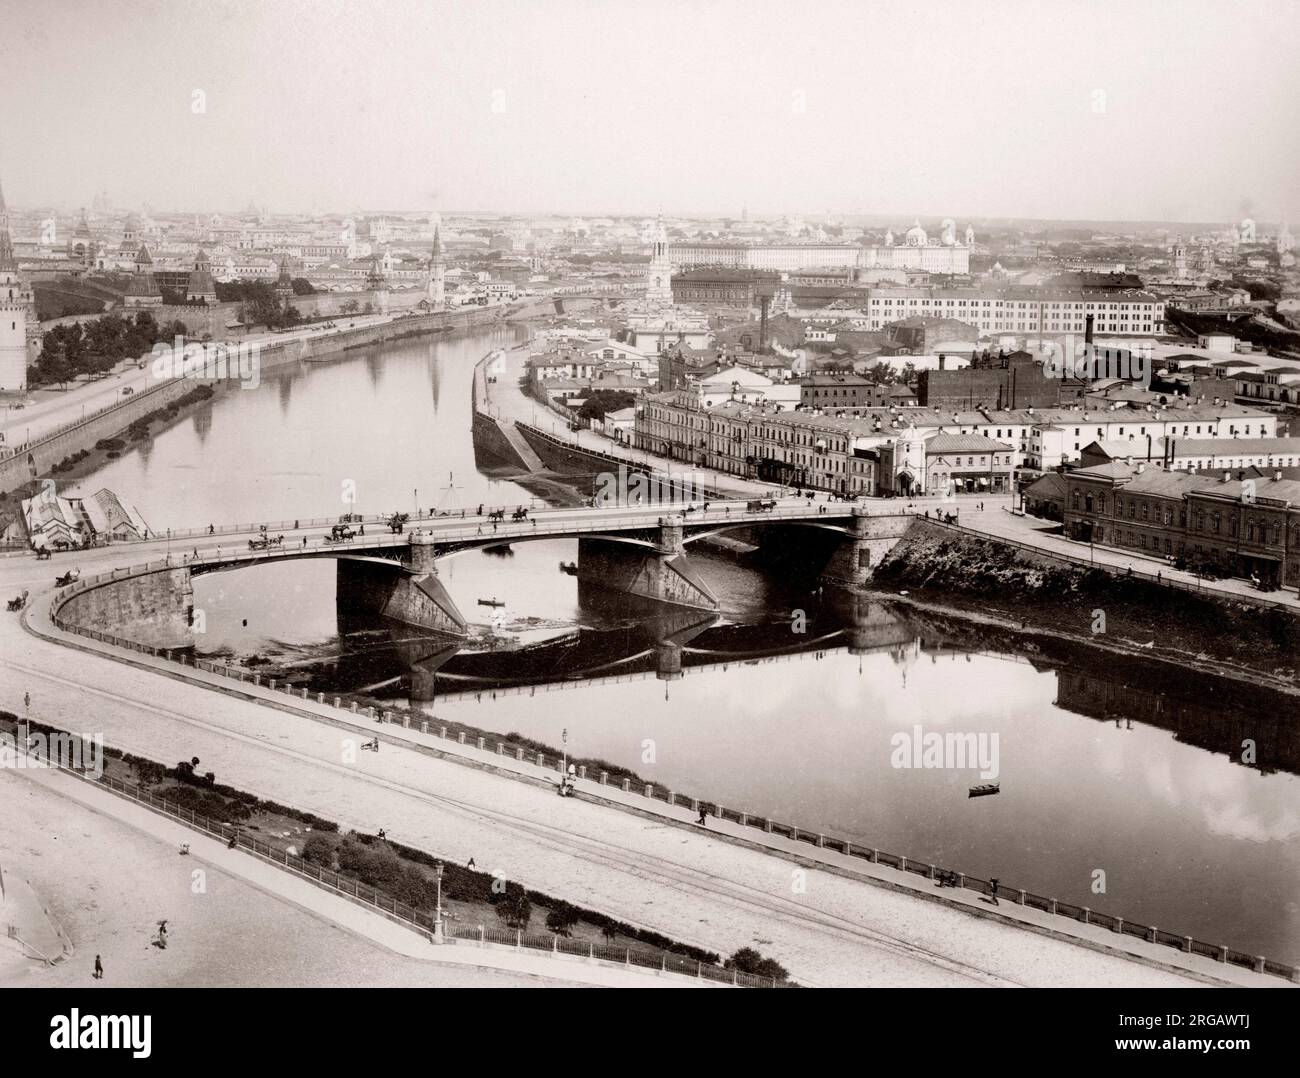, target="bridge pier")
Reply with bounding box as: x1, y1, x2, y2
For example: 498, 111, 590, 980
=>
577, 516, 719, 612
336, 537, 468, 637
819, 507, 909, 587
